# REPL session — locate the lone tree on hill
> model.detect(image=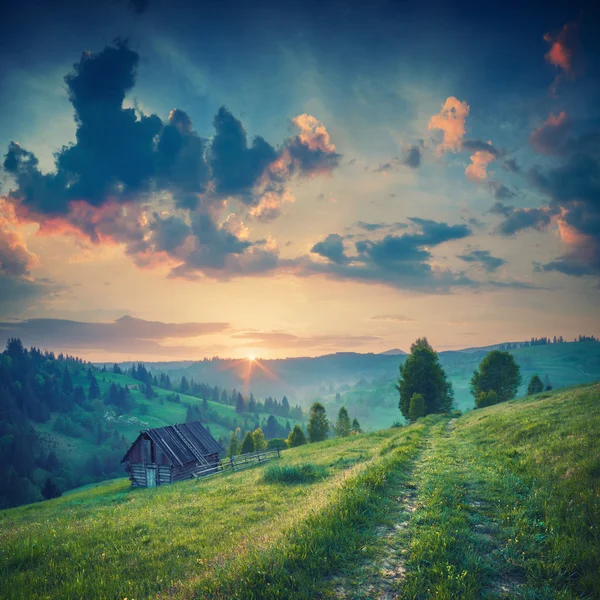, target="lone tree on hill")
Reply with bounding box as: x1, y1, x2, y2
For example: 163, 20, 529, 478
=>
240, 431, 255, 454
408, 393, 426, 422
307, 402, 330, 442
527, 374, 544, 396
335, 406, 351, 437
351, 418, 362, 435
287, 424, 307, 447
397, 338, 454, 420
470, 350, 522, 407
